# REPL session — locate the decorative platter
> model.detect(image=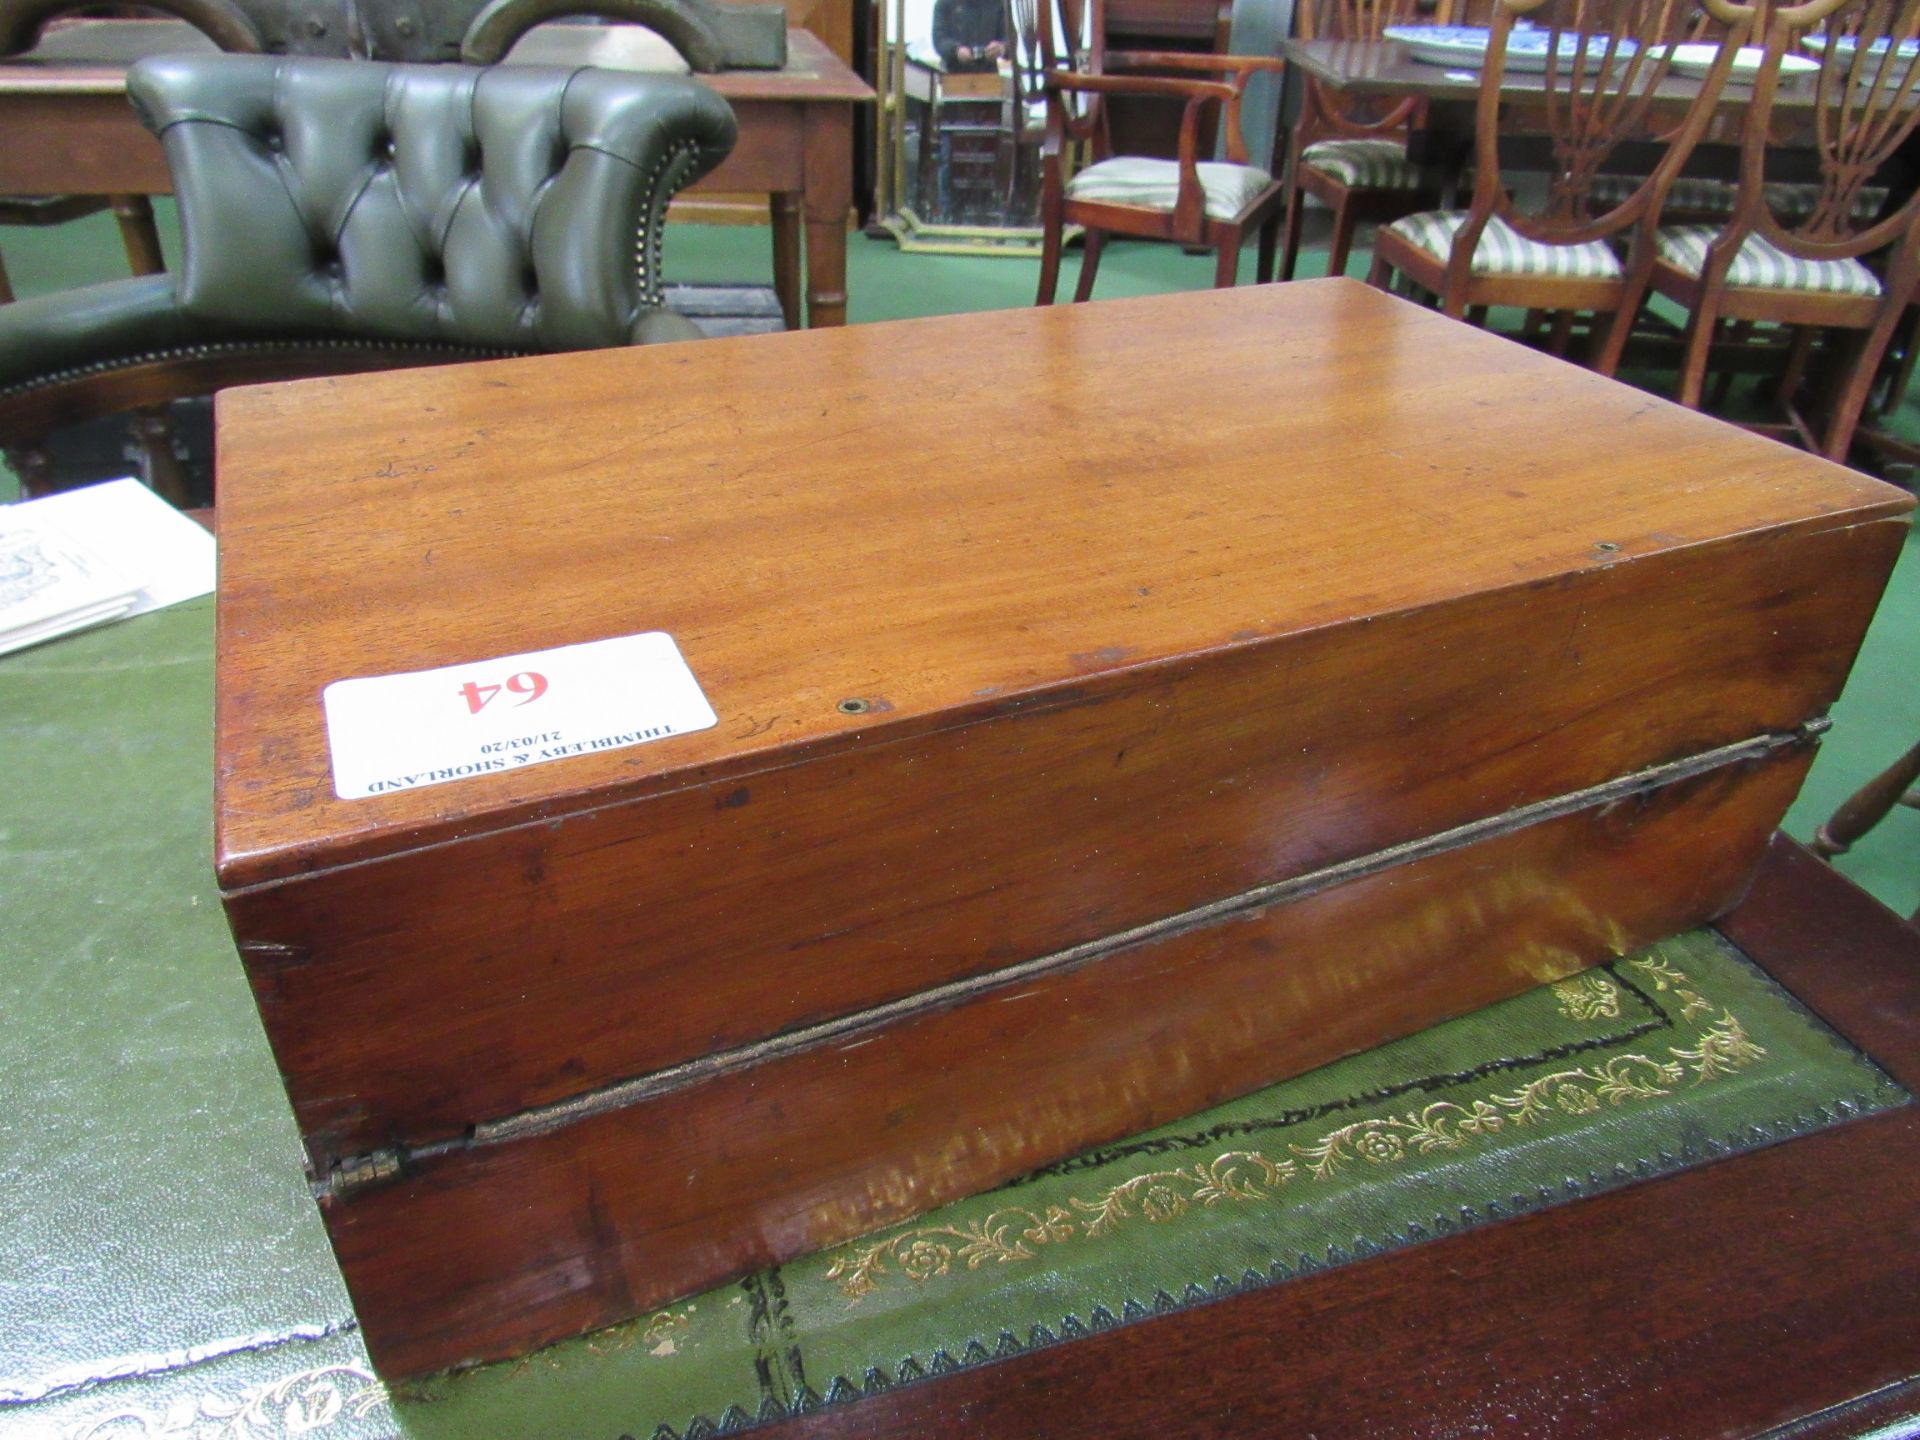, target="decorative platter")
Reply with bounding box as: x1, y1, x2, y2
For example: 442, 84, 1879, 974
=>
1383, 24, 1639, 73
1801, 33, 1920, 63
1653, 42, 1821, 79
